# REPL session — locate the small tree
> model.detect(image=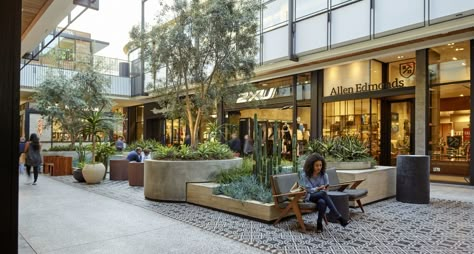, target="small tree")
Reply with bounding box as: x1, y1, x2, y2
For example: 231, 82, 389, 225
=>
33, 64, 119, 162
73, 66, 117, 164
129, 0, 260, 147
33, 72, 84, 148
